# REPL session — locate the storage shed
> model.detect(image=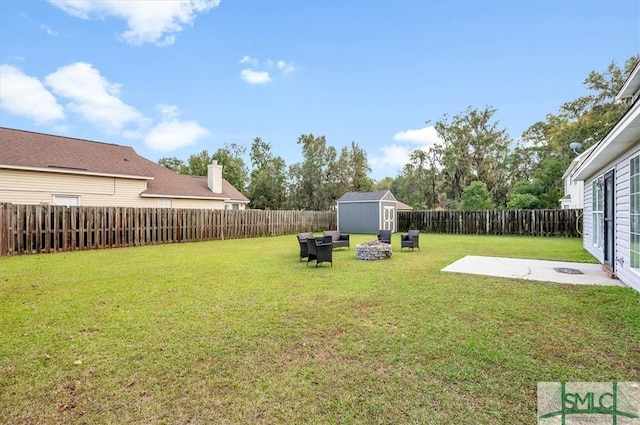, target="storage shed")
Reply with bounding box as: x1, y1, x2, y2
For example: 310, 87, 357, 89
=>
337, 190, 398, 234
